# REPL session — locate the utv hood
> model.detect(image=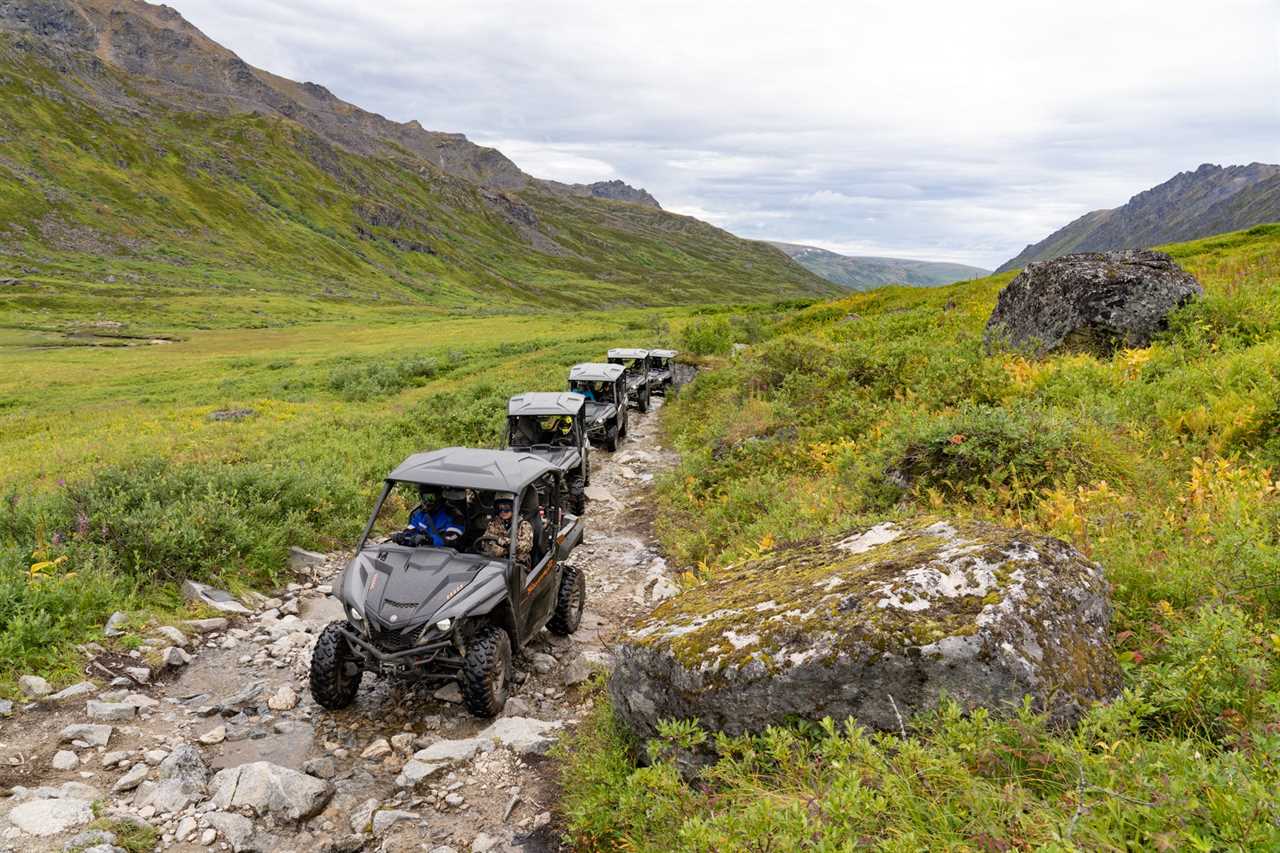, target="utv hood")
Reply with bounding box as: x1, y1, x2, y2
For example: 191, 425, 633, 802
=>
339, 547, 506, 633
525, 446, 582, 472
583, 401, 618, 428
